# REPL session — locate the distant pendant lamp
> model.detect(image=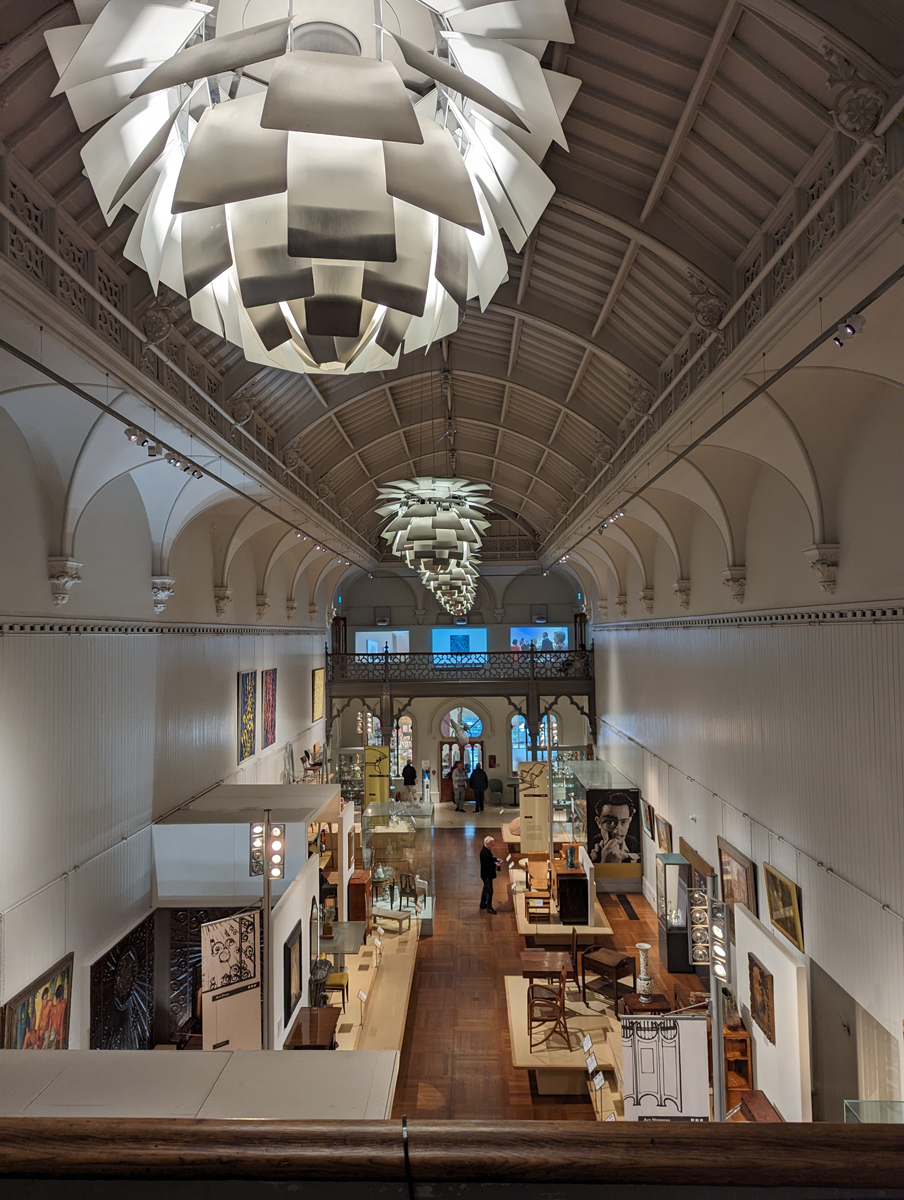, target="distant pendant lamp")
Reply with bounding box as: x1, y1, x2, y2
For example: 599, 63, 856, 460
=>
51, 0, 581, 375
